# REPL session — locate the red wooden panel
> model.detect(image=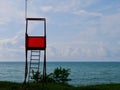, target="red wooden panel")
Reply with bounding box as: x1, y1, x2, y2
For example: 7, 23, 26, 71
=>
26, 36, 46, 50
